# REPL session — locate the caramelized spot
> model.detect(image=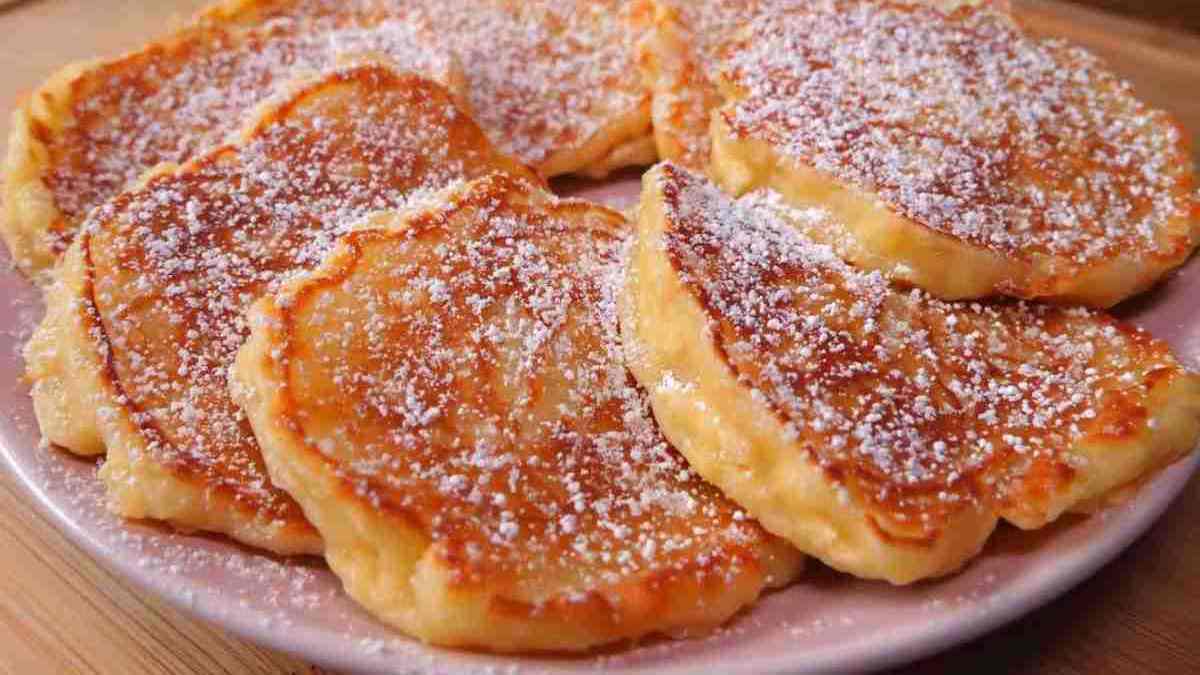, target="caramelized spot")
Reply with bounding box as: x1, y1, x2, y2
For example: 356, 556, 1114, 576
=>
82, 68, 522, 530
658, 164, 1184, 537
40, 0, 646, 249
271, 174, 773, 597
41, 20, 453, 240
865, 516, 940, 550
